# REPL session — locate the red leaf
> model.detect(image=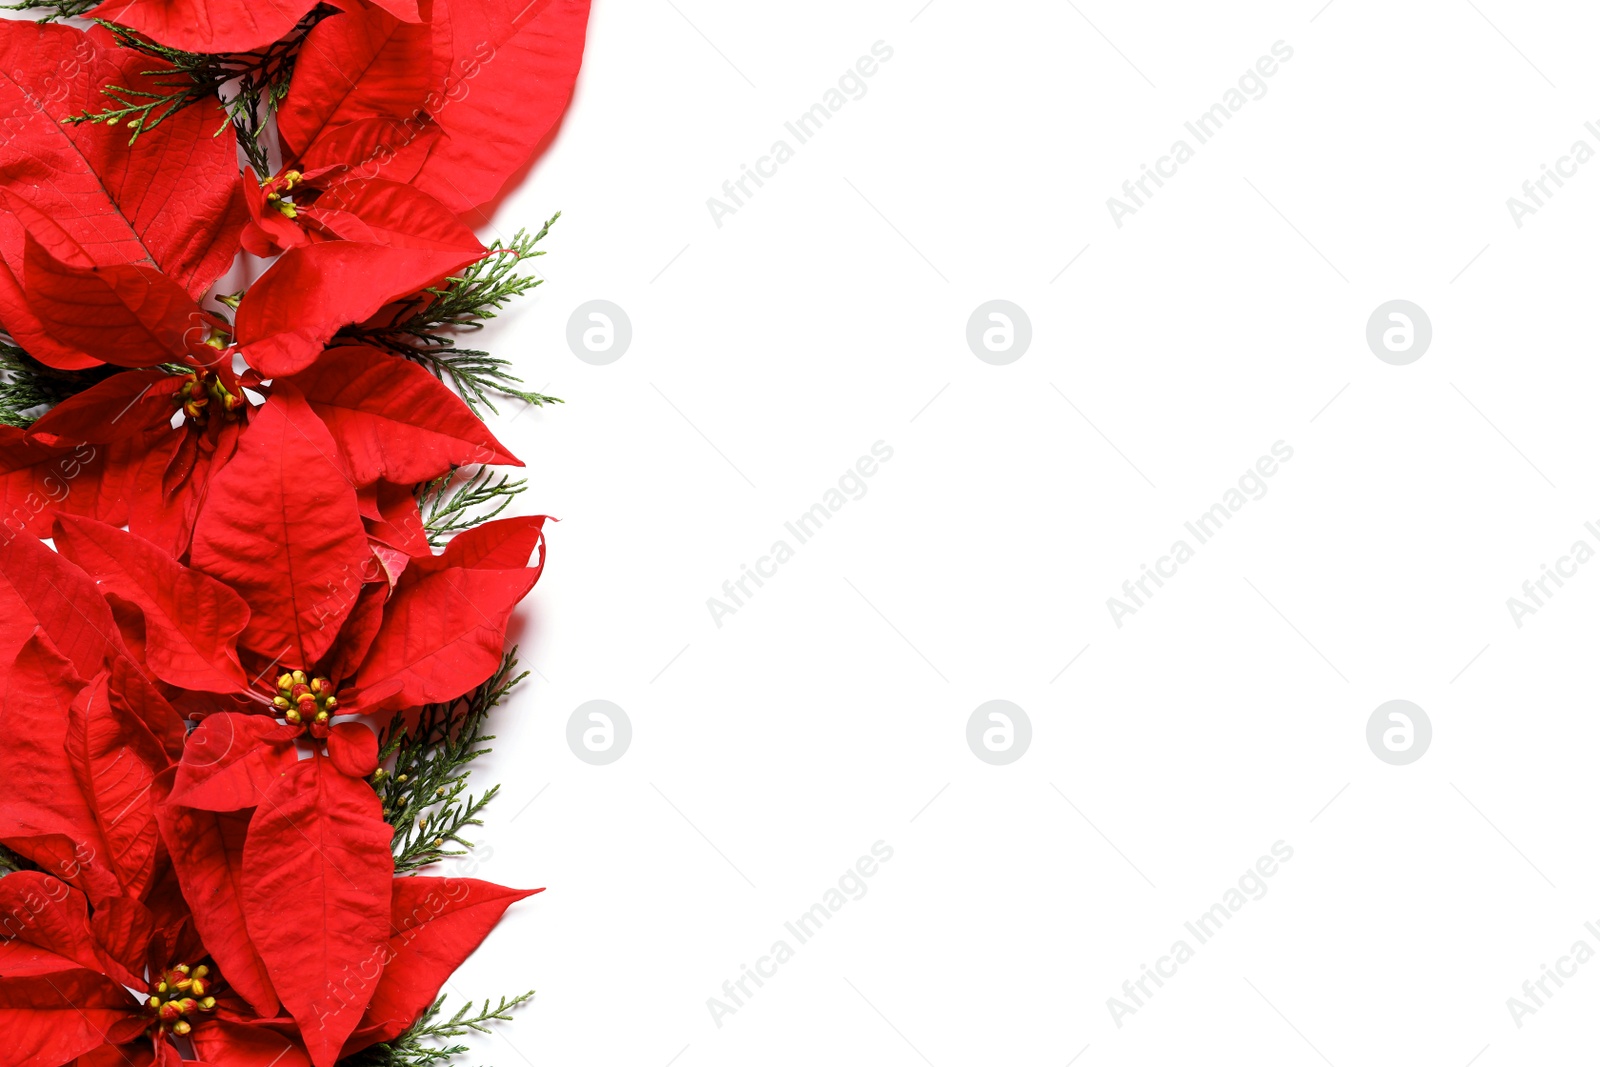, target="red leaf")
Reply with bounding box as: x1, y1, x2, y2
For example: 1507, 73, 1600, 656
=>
24, 237, 208, 368
66, 671, 171, 898
355, 878, 542, 1045
326, 721, 378, 778
354, 564, 538, 707
189, 1019, 311, 1067
55, 515, 251, 693
171, 713, 302, 812
0, 970, 140, 1067
106, 656, 187, 764
75, 1042, 157, 1067
319, 580, 388, 687
415, 515, 547, 576
0, 637, 120, 906
0, 430, 112, 540
303, 179, 485, 252
365, 481, 430, 557
0, 940, 84, 980
26, 370, 184, 443
88, 896, 157, 990
126, 420, 243, 560
87, 0, 320, 53
289, 345, 518, 485
365, 0, 421, 22
235, 242, 483, 378
0, 22, 244, 365
190, 386, 369, 669
242, 758, 393, 1067
63, 437, 144, 533
156, 803, 279, 1018
277, 8, 431, 162
299, 117, 441, 182
0, 873, 108, 977
0, 525, 118, 681
413, 0, 592, 212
